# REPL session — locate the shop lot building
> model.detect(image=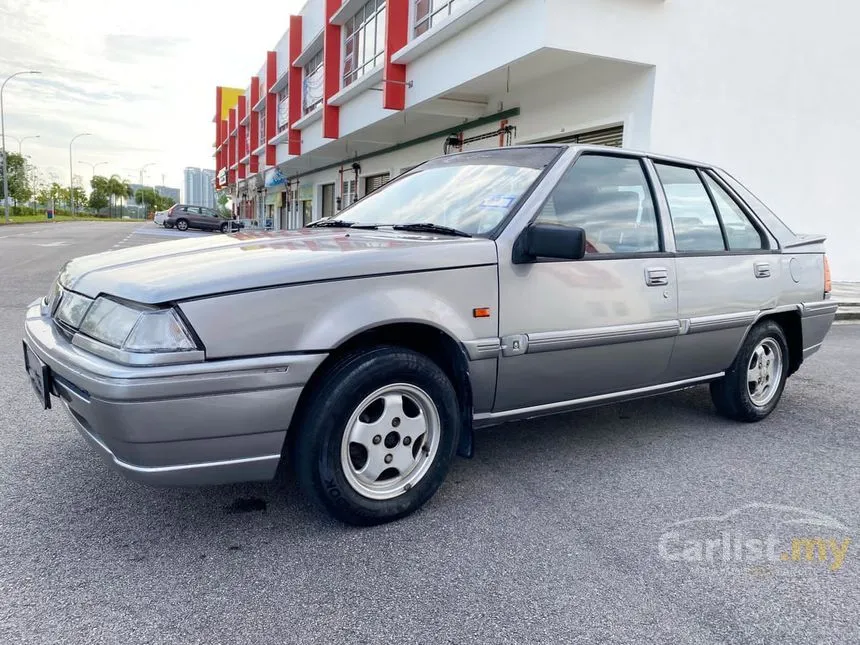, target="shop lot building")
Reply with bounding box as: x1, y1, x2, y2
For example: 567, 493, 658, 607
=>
213, 0, 860, 280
